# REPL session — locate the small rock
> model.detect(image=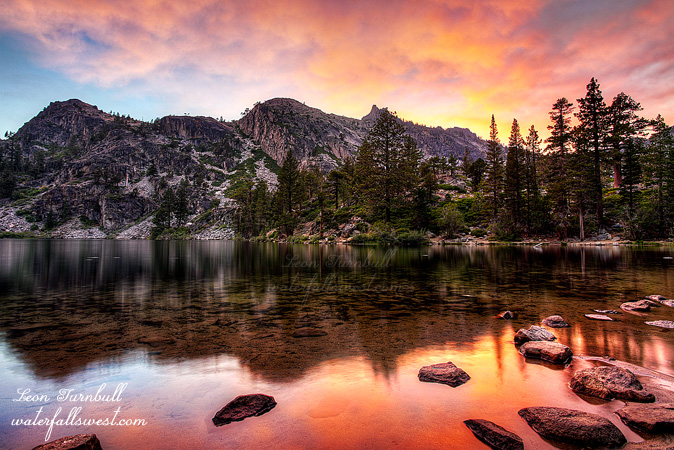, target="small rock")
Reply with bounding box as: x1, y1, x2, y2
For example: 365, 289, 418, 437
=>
518, 406, 626, 448
616, 403, 674, 433
497, 310, 514, 319
647, 294, 668, 302
519, 341, 572, 365
418, 362, 470, 387
513, 325, 556, 344
569, 366, 655, 402
292, 328, 328, 338
32, 434, 103, 450
542, 315, 569, 328
463, 419, 523, 450
592, 309, 620, 314
645, 320, 674, 329
621, 299, 656, 312
585, 314, 615, 321
212, 394, 277, 426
